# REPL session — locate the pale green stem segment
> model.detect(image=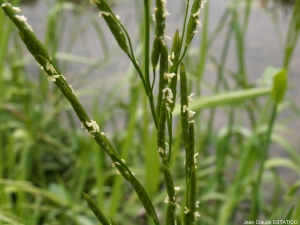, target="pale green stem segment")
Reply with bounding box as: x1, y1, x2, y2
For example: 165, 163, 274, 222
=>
83, 193, 110, 225
0, 2, 159, 224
